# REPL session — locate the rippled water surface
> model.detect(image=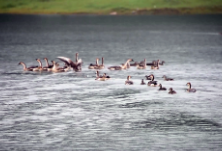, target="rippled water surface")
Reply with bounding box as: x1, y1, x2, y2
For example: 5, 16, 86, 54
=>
0, 14, 222, 150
